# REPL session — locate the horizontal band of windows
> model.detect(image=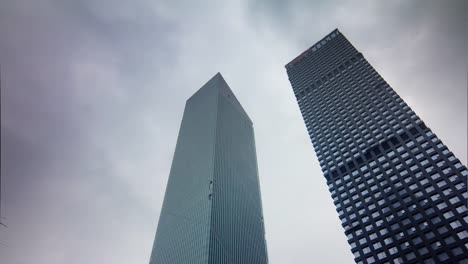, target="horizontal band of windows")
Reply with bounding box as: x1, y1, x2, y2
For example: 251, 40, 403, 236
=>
325, 122, 428, 181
